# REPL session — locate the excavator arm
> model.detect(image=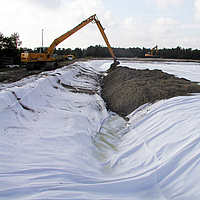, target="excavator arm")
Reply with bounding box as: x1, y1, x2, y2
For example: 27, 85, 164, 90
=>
150, 45, 158, 55
94, 16, 116, 60
45, 15, 96, 58
45, 14, 117, 61
21, 14, 119, 70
